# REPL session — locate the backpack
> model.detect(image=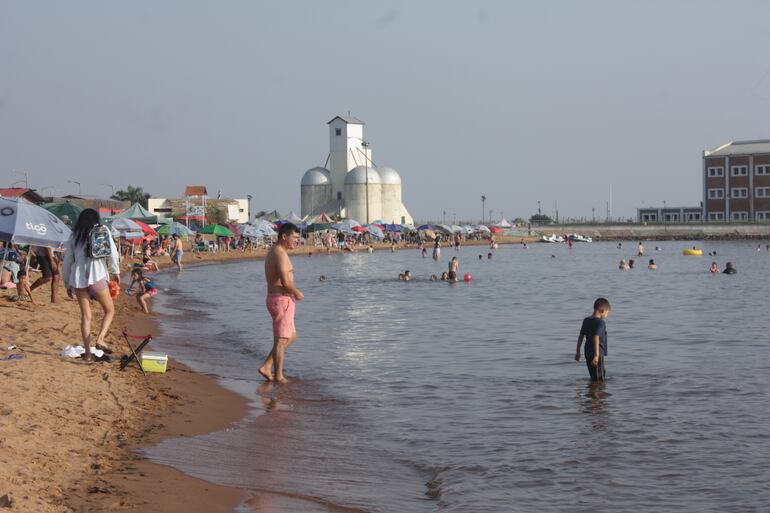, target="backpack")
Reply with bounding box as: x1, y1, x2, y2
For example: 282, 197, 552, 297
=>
88, 225, 112, 259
